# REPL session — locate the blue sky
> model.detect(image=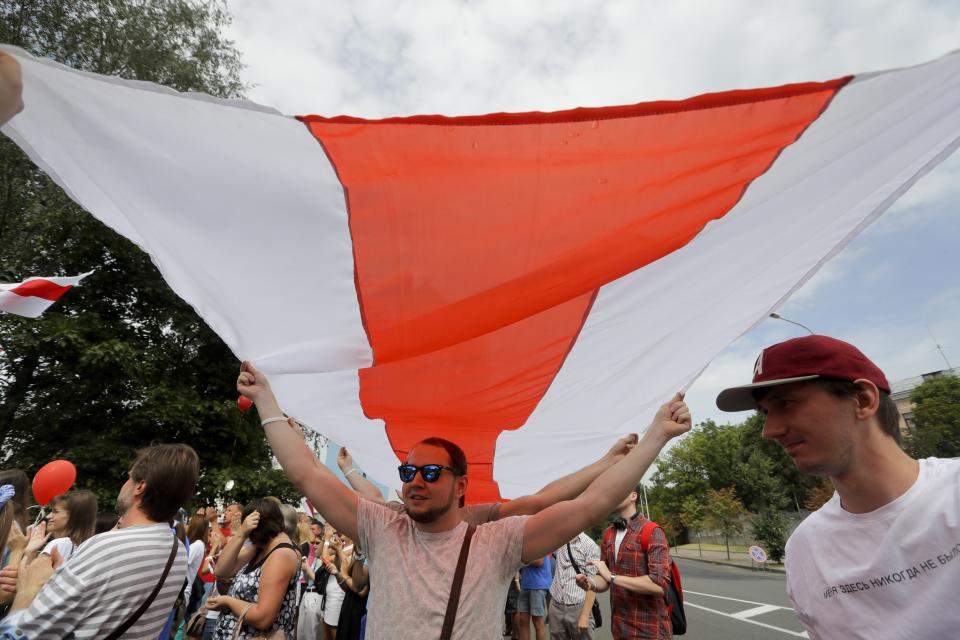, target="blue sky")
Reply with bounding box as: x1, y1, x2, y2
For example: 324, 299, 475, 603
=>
223, 0, 959, 428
